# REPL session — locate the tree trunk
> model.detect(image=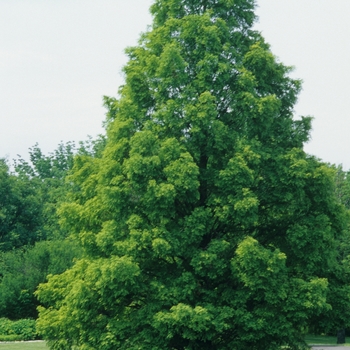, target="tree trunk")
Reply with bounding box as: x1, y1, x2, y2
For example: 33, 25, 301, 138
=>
337, 328, 345, 344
